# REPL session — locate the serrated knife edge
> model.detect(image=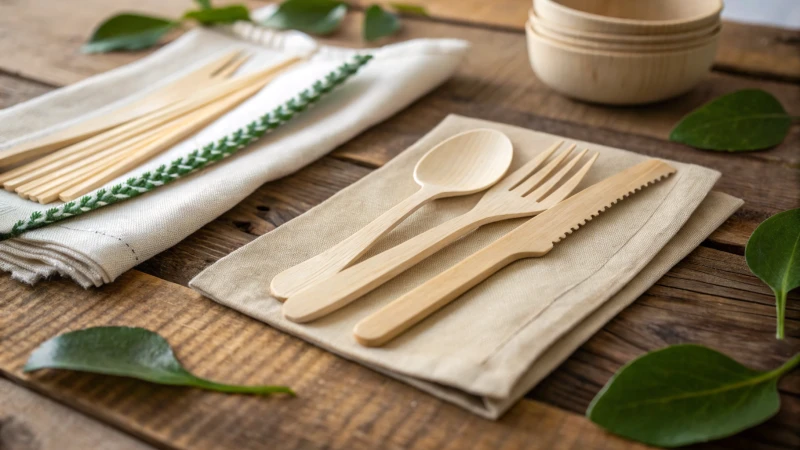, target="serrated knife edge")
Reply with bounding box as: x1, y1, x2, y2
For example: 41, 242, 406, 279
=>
509, 159, 677, 254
